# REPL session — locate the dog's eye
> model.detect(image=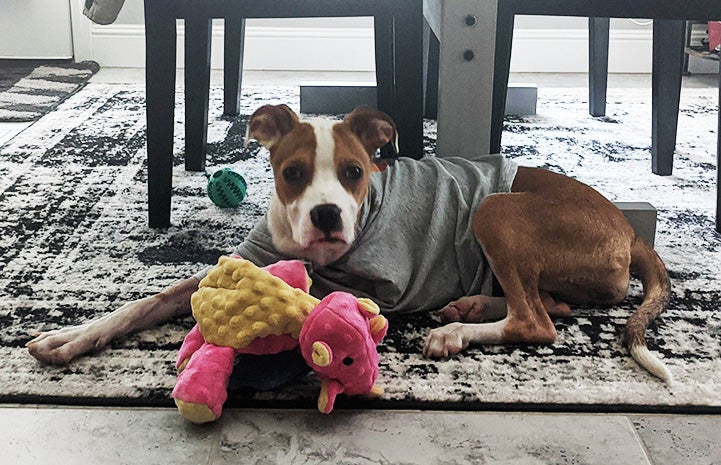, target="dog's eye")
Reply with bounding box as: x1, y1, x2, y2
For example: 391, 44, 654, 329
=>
344, 166, 363, 181
282, 166, 303, 182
